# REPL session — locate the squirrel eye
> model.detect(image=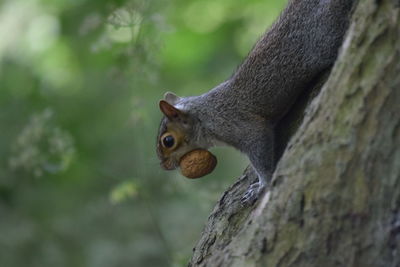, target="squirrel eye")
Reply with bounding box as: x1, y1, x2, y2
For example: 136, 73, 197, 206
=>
162, 135, 175, 148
